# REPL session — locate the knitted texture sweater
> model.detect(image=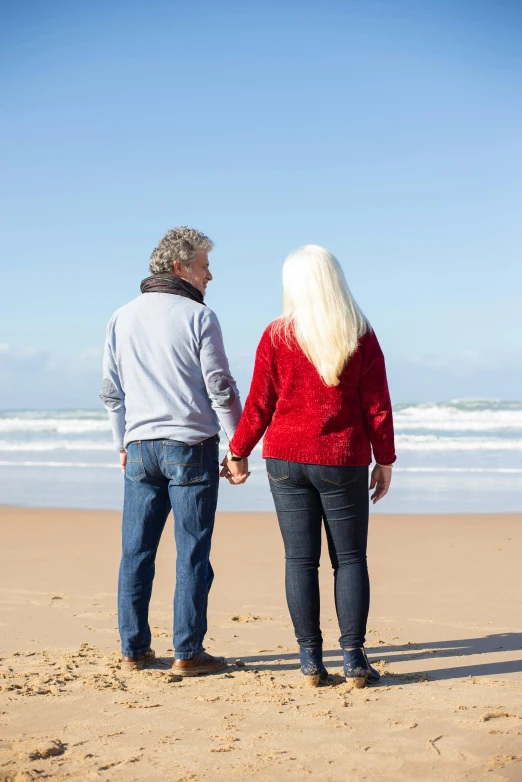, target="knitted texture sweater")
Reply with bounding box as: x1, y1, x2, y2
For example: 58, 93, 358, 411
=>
229, 324, 396, 466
